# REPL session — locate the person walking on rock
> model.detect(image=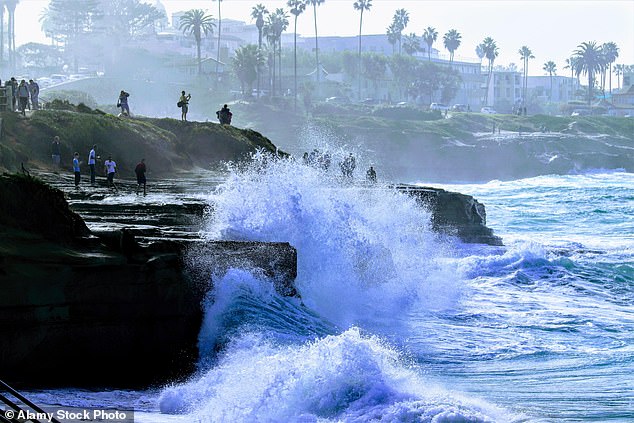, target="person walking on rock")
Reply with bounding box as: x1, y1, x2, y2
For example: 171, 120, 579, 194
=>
28, 79, 40, 110
51, 136, 61, 171
104, 155, 118, 192
72, 152, 81, 188
366, 166, 377, 183
17, 80, 29, 116
179, 91, 191, 121
135, 158, 147, 196
88, 144, 97, 185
